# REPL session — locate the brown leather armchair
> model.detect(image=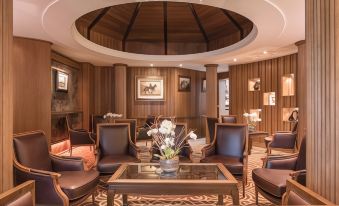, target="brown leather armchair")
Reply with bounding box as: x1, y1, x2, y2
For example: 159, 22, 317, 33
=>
150, 123, 193, 163
265, 122, 298, 153
115, 119, 137, 143
13, 131, 99, 206
200, 123, 248, 197
252, 137, 306, 205
90, 114, 105, 134
66, 115, 95, 156
220, 115, 237, 123
206, 116, 219, 143
282, 179, 334, 205
0, 180, 35, 206
96, 123, 141, 174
